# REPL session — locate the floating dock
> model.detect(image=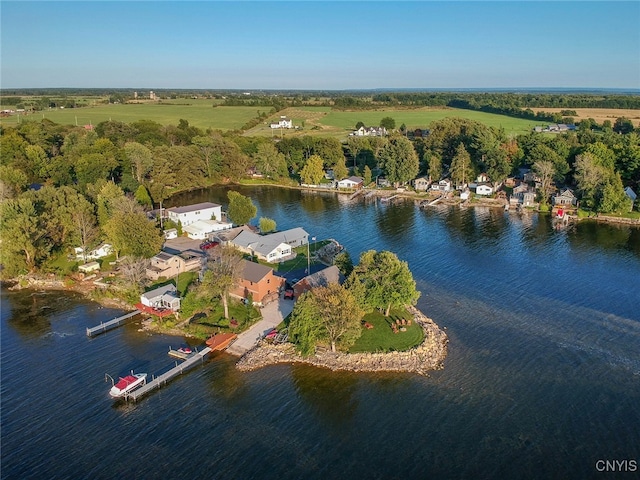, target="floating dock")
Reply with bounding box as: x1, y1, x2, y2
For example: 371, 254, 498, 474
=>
168, 347, 197, 360
125, 347, 212, 402
86, 311, 140, 337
